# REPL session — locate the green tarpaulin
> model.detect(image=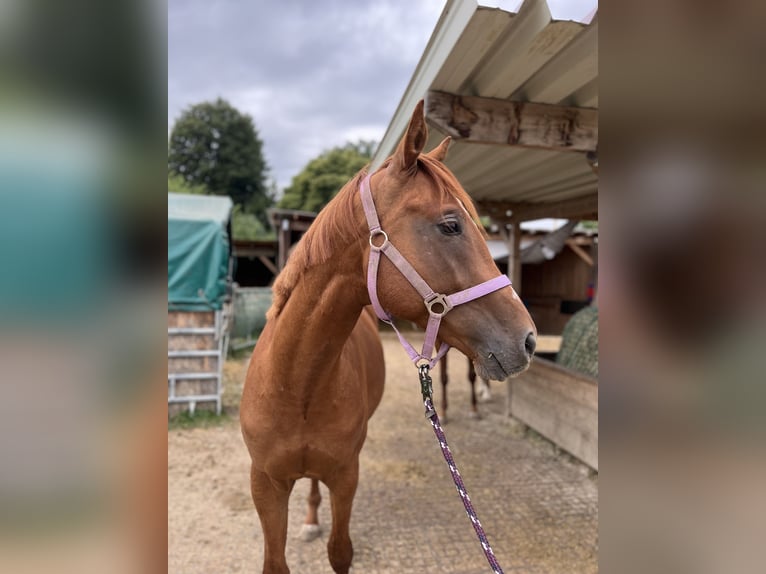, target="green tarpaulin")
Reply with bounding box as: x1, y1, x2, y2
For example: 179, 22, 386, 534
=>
168, 193, 233, 311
